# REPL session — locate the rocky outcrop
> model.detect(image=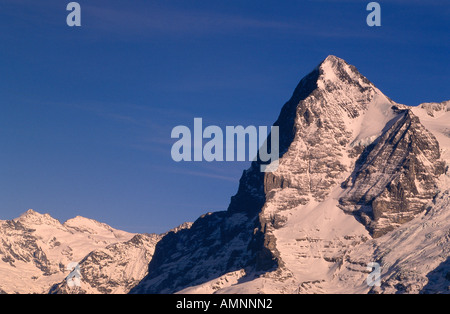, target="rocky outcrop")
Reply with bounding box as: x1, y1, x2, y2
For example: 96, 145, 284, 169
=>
0, 219, 53, 275
340, 109, 446, 237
